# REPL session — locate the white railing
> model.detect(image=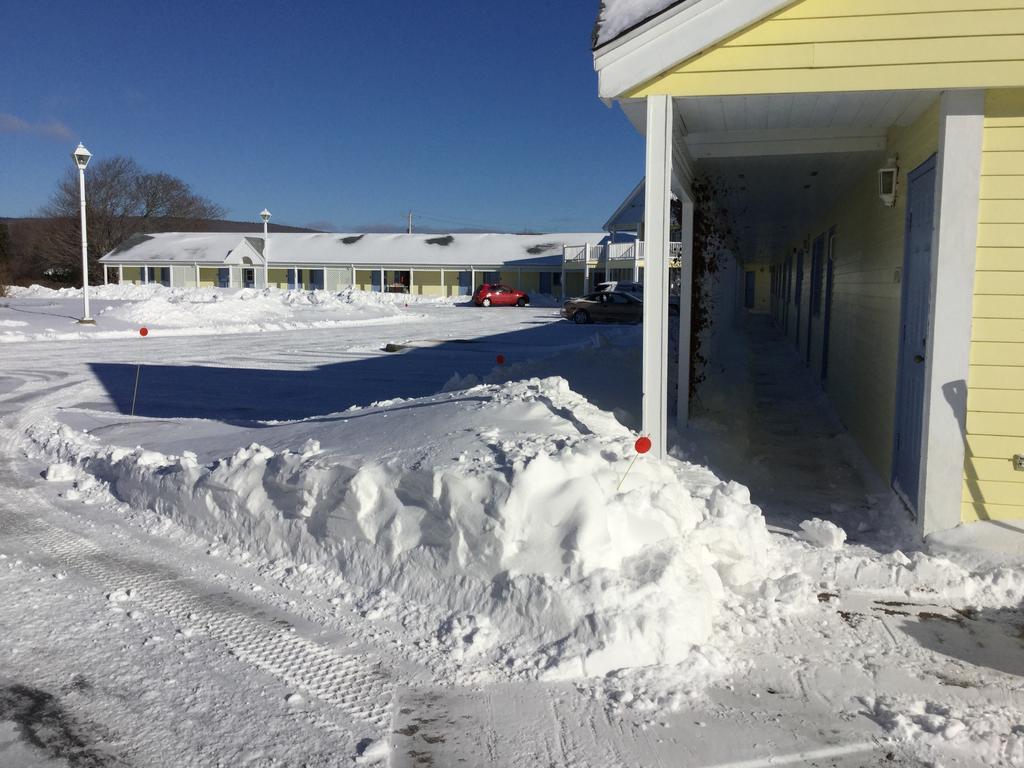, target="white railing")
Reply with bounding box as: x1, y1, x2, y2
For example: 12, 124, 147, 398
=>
561, 241, 649, 267
563, 245, 589, 262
